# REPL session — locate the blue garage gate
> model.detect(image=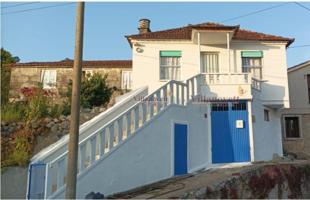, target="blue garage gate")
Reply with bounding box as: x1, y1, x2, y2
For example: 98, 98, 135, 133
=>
211, 101, 250, 163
